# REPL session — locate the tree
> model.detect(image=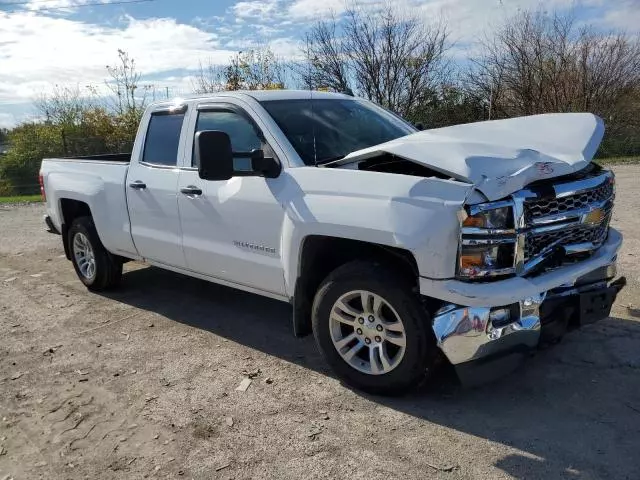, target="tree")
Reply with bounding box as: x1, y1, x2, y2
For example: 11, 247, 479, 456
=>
466, 9, 640, 154
192, 61, 226, 94
106, 49, 147, 117
193, 47, 286, 93
34, 85, 91, 125
299, 4, 450, 117
299, 15, 350, 92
